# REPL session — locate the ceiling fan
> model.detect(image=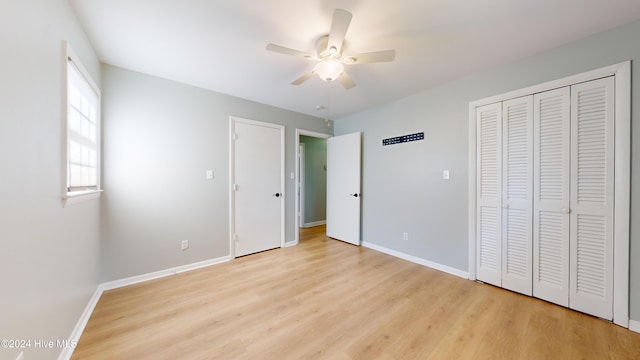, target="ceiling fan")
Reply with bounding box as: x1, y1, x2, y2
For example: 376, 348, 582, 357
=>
266, 9, 396, 89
